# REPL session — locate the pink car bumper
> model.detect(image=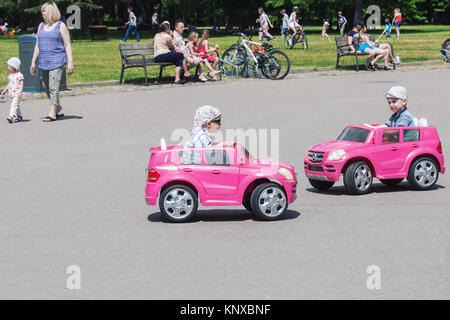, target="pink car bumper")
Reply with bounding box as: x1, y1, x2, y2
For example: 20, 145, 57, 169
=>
303, 157, 344, 182
145, 182, 162, 206
281, 180, 298, 204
